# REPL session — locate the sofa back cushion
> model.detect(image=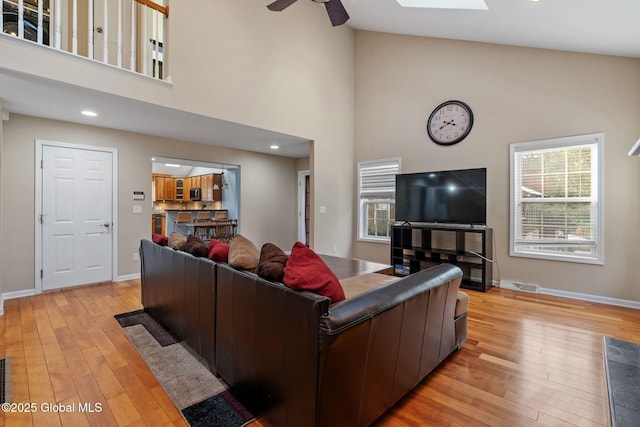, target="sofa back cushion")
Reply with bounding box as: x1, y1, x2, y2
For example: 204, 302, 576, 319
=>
215, 264, 329, 426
